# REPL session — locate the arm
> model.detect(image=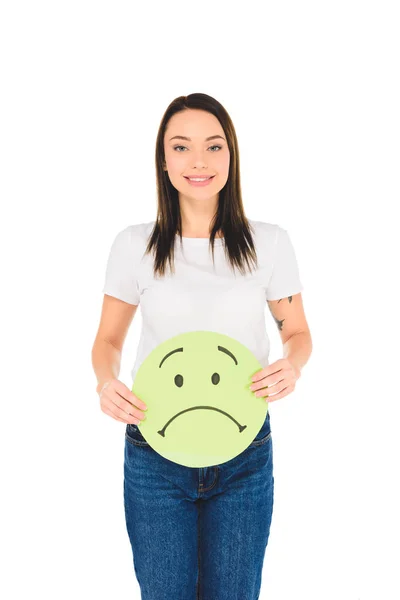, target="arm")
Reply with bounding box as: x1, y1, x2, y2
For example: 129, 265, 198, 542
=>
91, 294, 138, 394
267, 292, 312, 375
92, 339, 122, 394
